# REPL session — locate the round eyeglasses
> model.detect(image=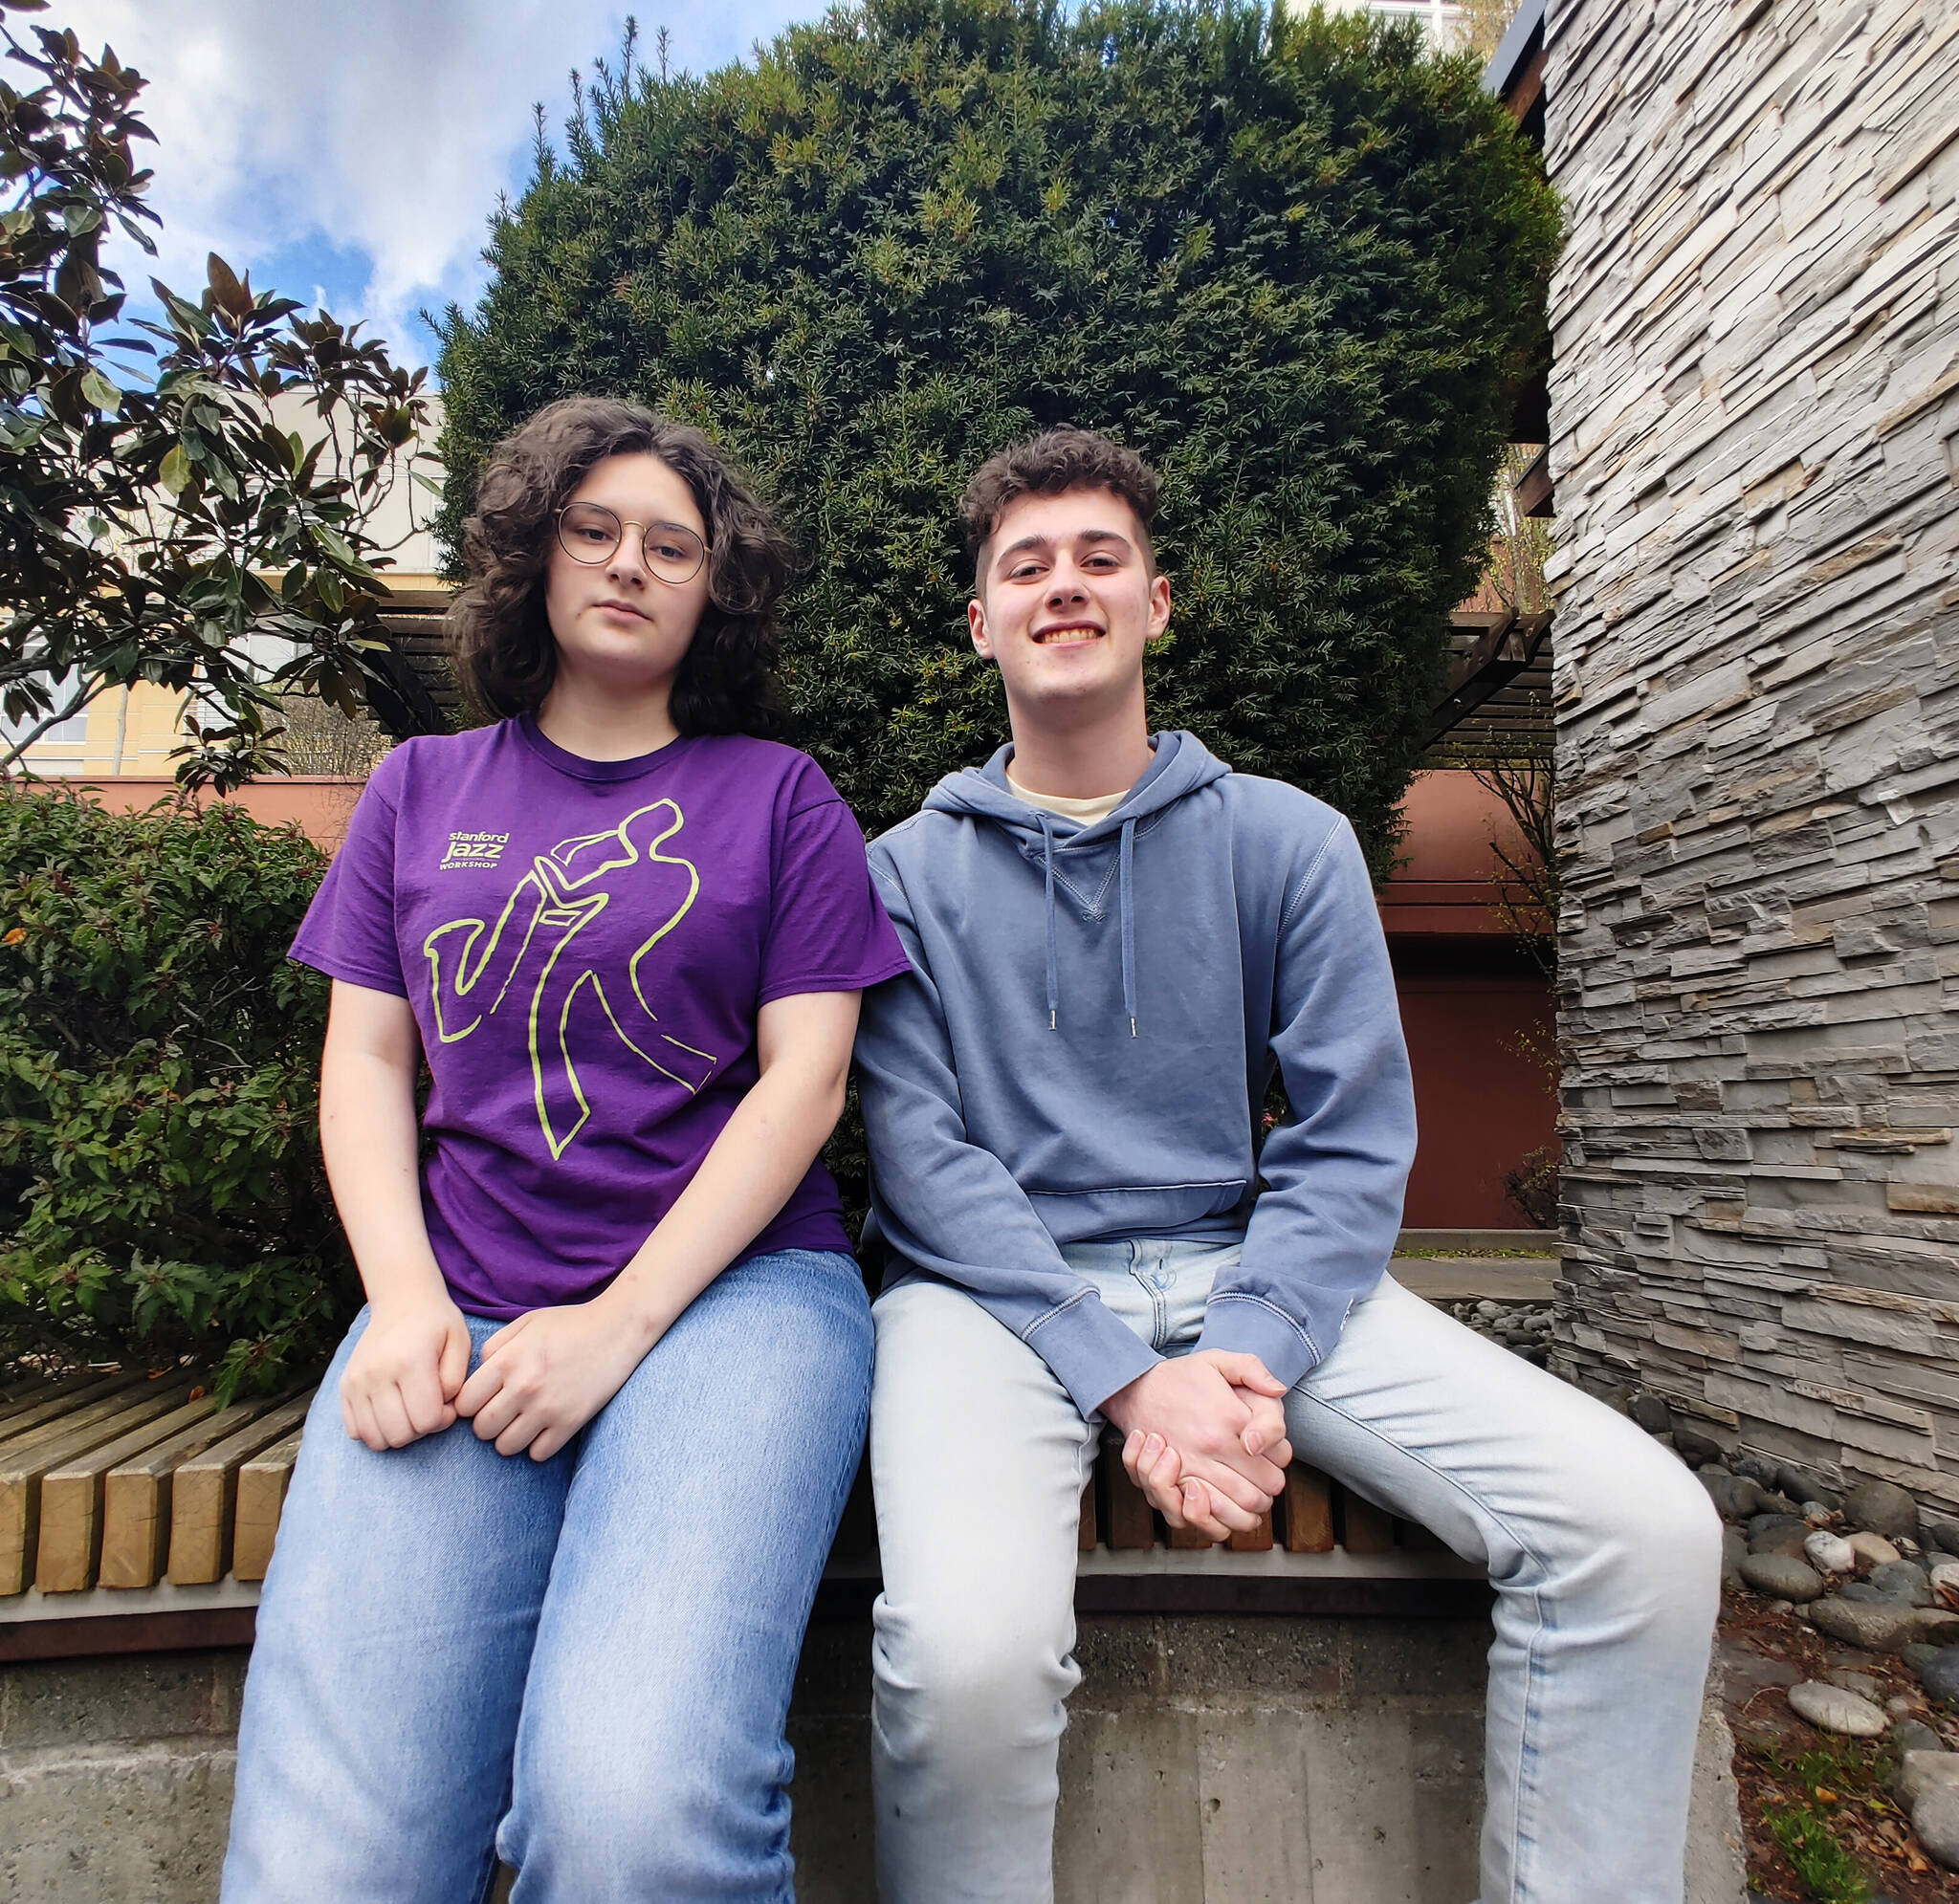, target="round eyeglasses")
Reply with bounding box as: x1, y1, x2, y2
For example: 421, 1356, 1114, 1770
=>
556, 502, 710, 585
